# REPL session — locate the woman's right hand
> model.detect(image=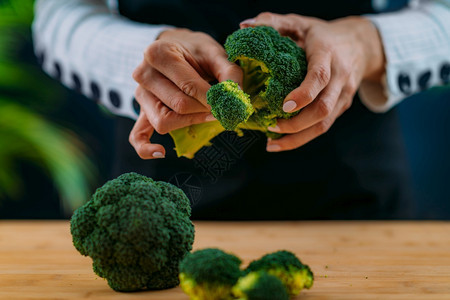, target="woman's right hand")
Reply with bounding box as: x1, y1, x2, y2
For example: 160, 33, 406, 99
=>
130, 28, 243, 159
